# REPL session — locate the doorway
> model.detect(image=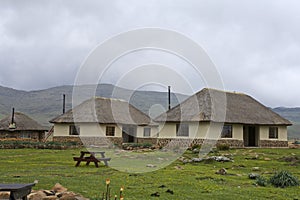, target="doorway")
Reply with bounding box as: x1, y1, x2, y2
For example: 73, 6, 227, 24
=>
243, 126, 259, 147
122, 125, 137, 143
